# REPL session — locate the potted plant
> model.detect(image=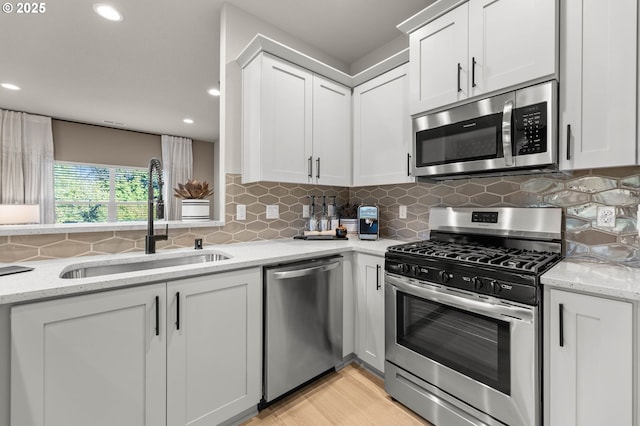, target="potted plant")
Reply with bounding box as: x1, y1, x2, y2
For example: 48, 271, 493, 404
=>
174, 179, 214, 221
338, 202, 359, 235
